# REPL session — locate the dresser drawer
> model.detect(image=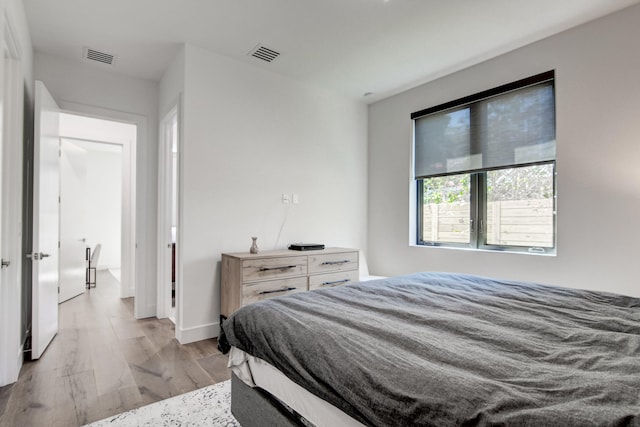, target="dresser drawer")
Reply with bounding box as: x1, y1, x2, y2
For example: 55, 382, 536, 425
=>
308, 251, 358, 274
309, 270, 359, 290
222, 248, 359, 318
242, 256, 307, 282
242, 277, 307, 306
